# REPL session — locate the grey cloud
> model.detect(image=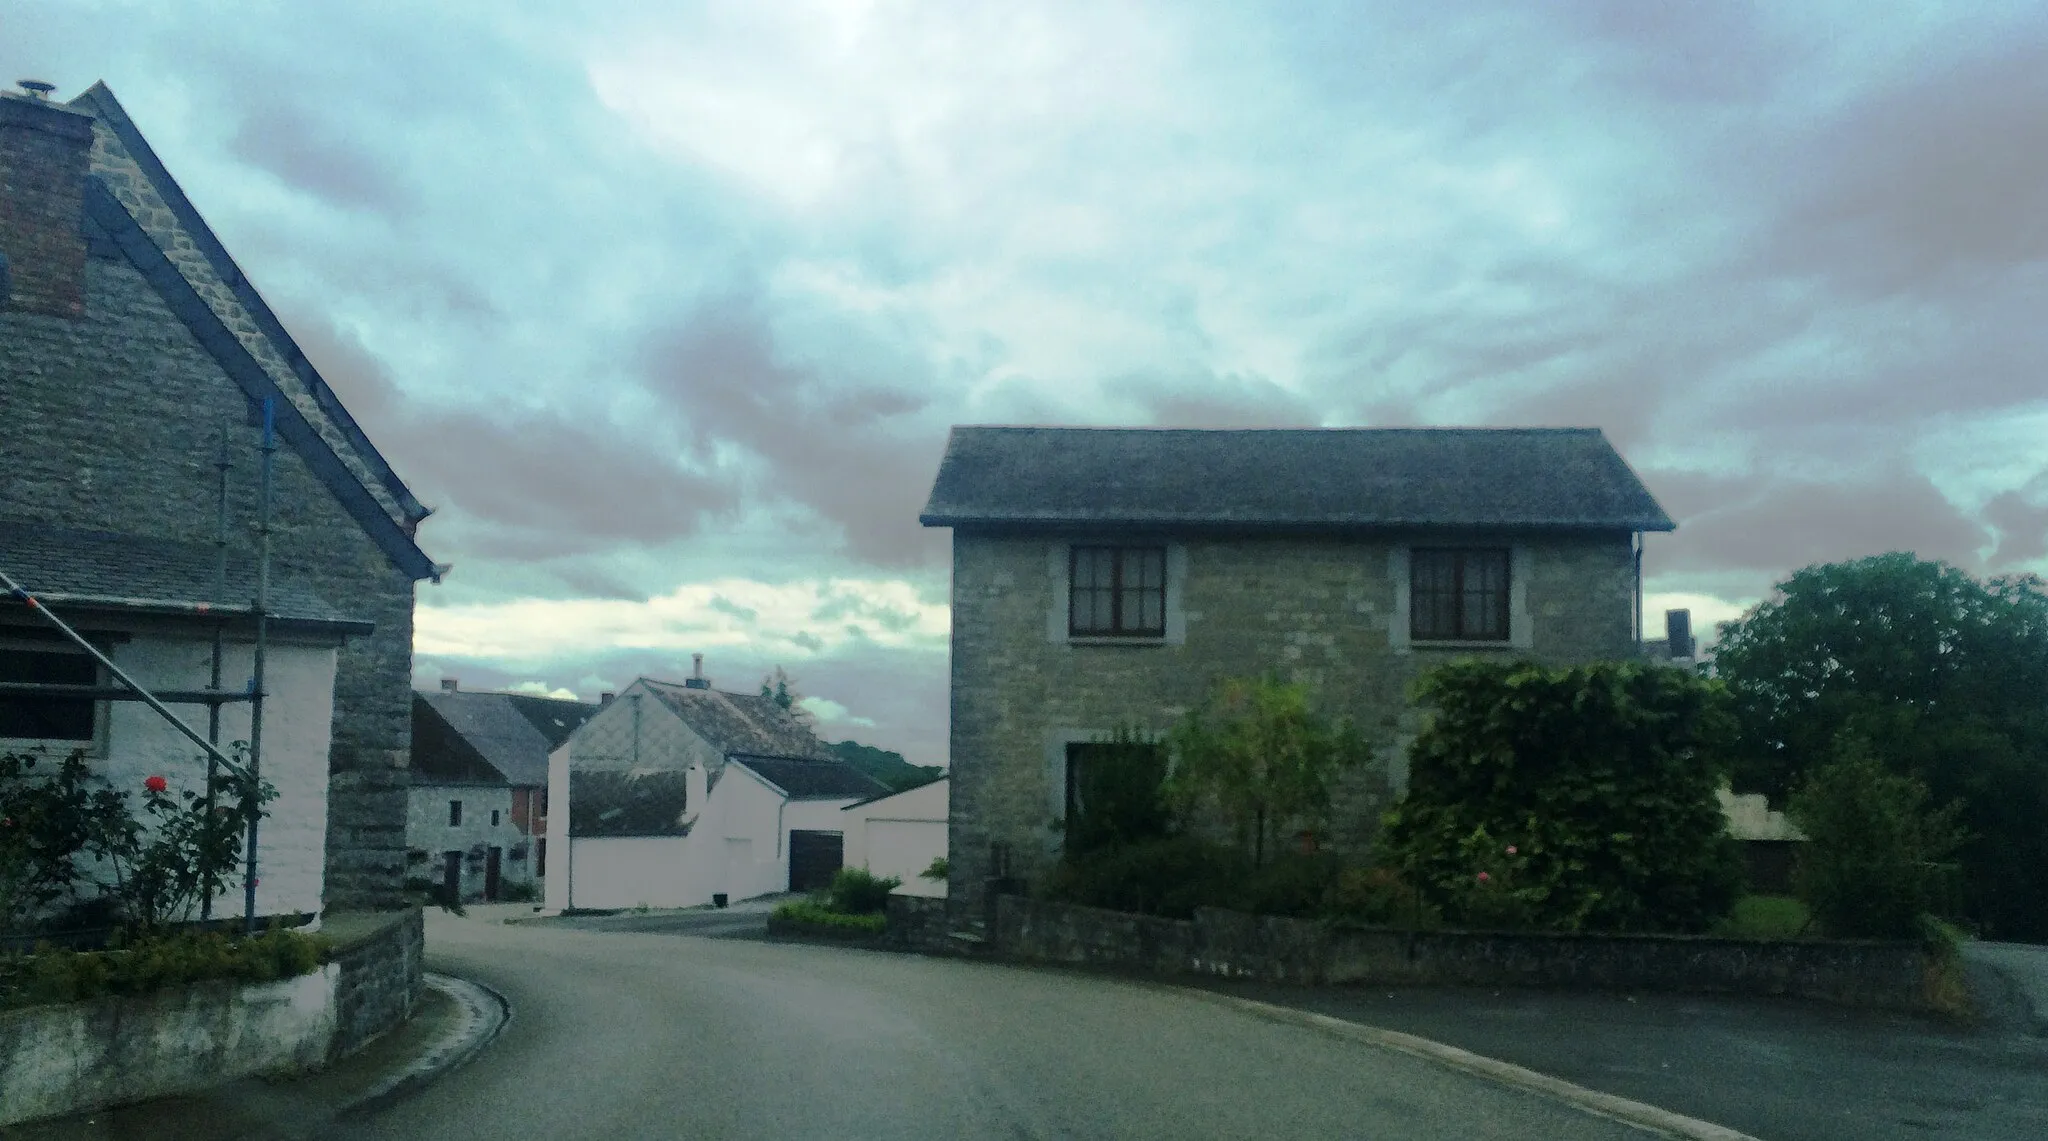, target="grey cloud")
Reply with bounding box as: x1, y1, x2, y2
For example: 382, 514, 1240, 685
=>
282, 310, 738, 558
640, 303, 948, 568
1111, 370, 1322, 428
1762, 34, 2048, 294
1652, 467, 1990, 578
1985, 480, 2048, 568
229, 104, 414, 216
